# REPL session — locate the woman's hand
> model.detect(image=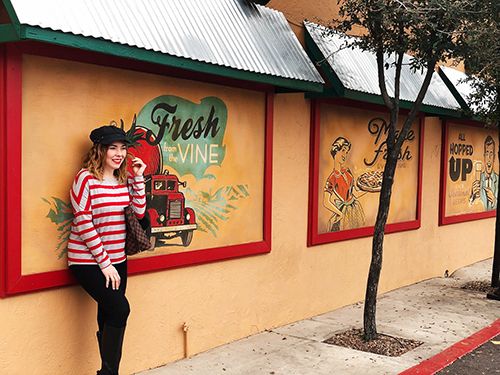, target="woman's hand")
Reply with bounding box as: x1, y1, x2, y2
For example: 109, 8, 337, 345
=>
132, 157, 147, 176
102, 265, 121, 290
